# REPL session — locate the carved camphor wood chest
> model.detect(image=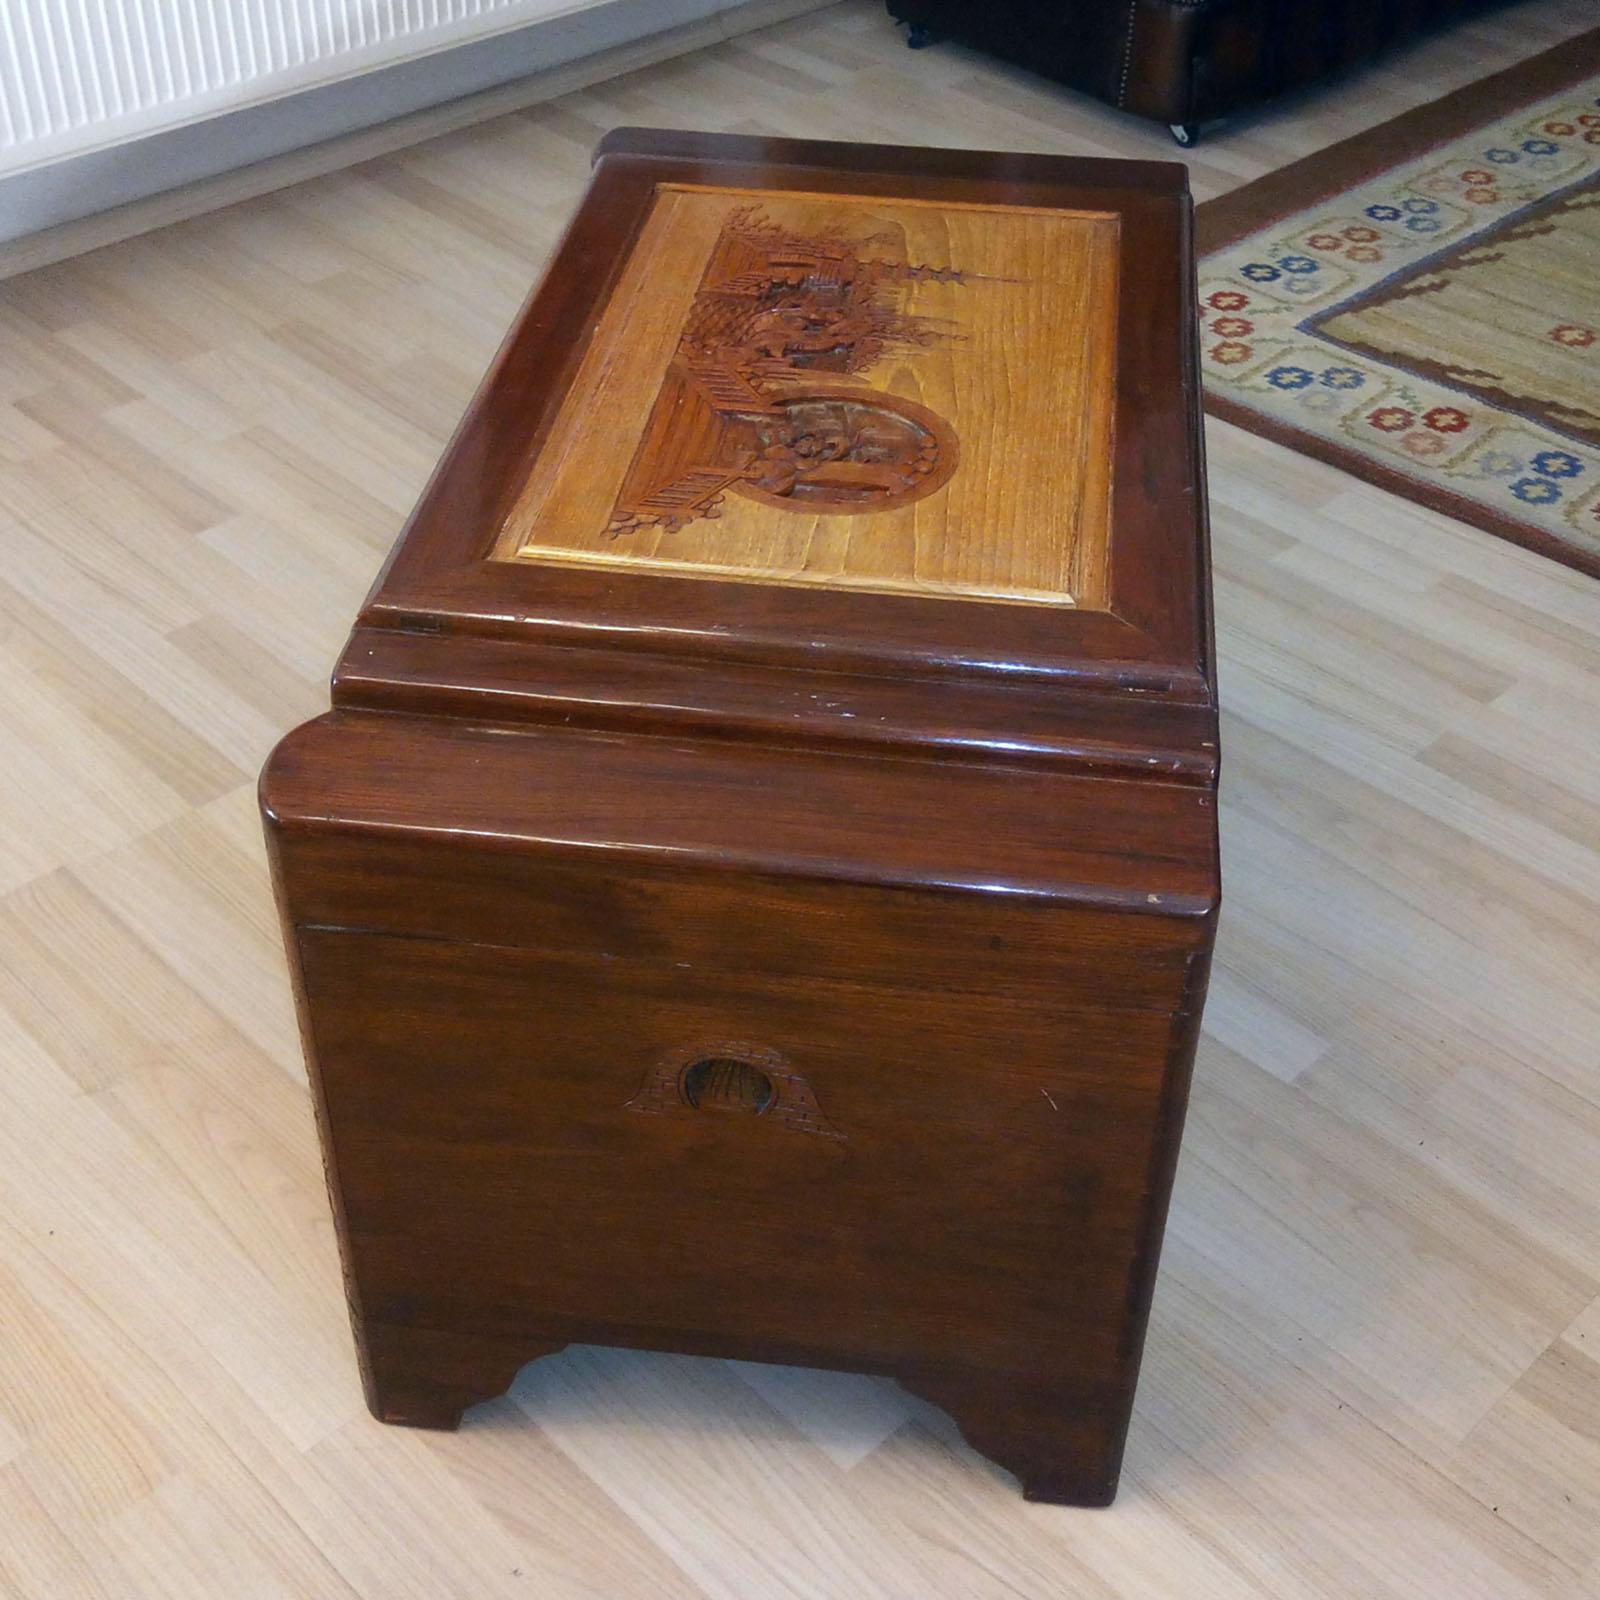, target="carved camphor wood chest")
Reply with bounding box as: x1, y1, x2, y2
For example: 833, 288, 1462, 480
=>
261, 128, 1219, 1506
